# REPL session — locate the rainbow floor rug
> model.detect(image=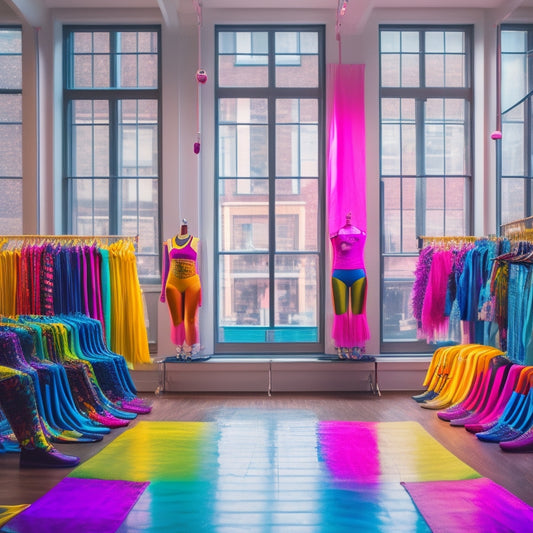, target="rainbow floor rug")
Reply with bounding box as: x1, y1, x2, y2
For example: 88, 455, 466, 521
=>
3, 409, 533, 532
